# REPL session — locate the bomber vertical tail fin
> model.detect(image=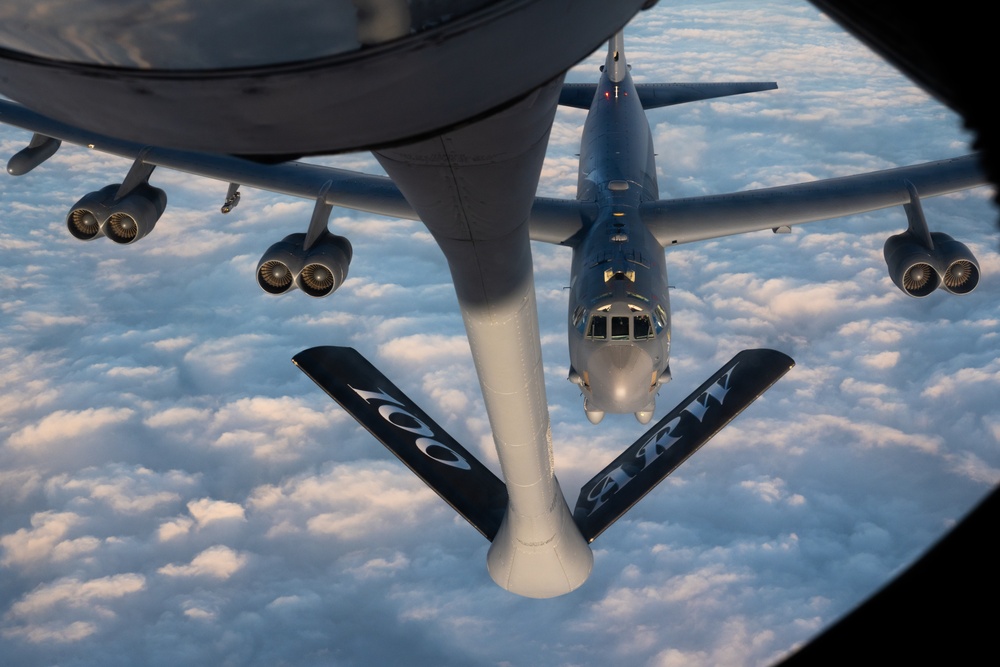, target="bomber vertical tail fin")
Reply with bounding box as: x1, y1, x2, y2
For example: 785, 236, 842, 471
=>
605, 31, 628, 83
